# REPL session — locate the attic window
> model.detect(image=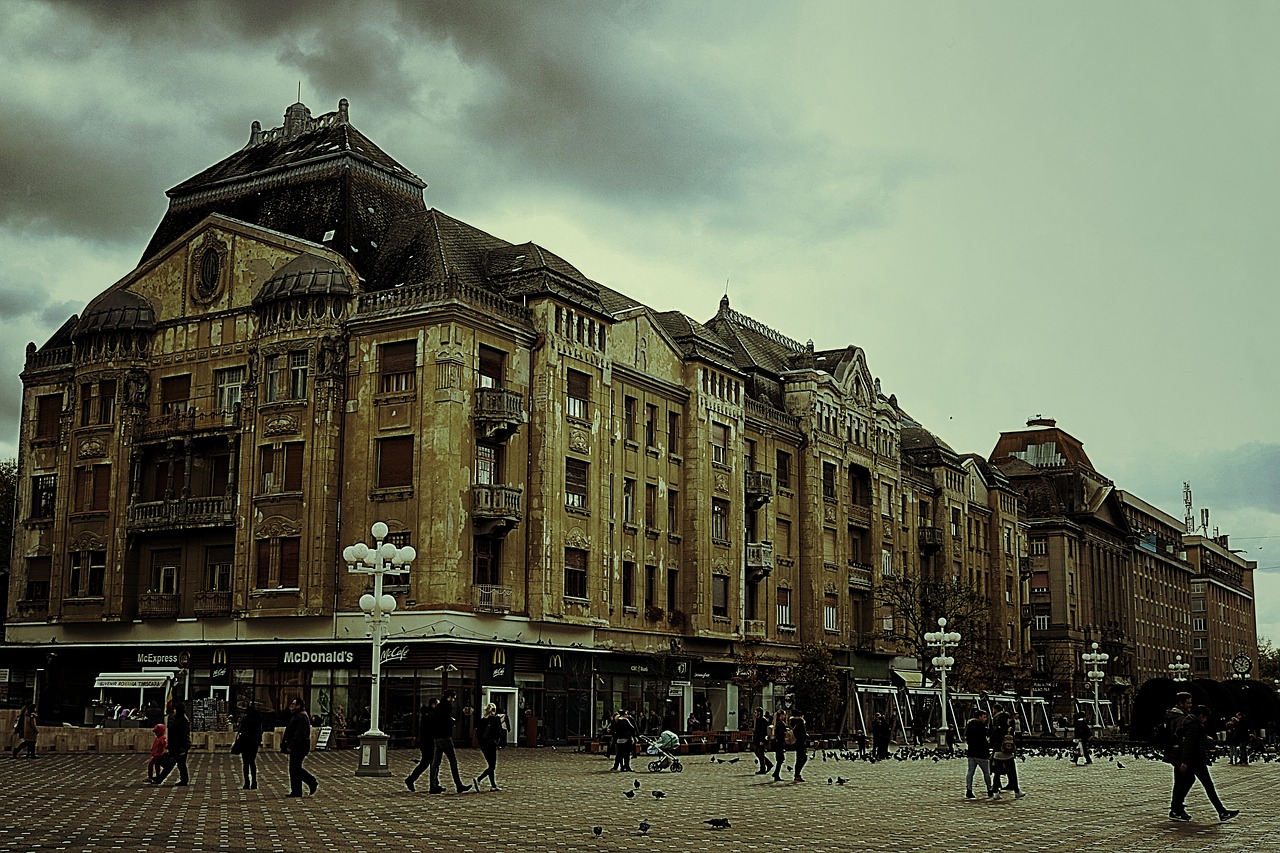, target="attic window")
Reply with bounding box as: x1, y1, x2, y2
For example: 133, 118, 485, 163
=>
196, 248, 221, 300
